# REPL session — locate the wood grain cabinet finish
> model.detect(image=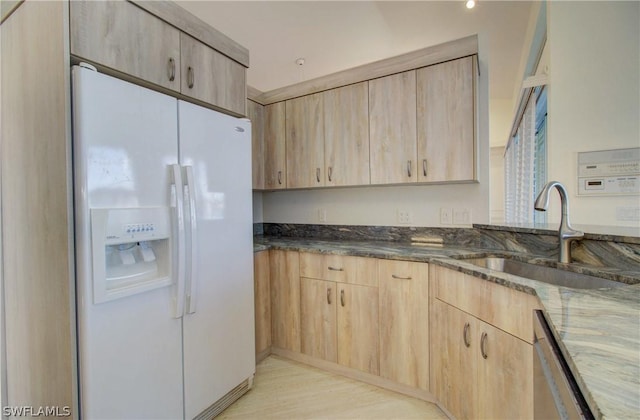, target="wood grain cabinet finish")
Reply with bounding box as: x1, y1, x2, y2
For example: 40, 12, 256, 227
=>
180, 33, 246, 115
264, 102, 287, 190
1, 1, 75, 413
430, 265, 534, 419
285, 93, 325, 188
323, 82, 370, 187
253, 251, 271, 359
369, 71, 418, 184
417, 56, 475, 183
378, 260, 430, 390
247, 100, 265, 190
70, 0, 181, 92
270, 250, 301, 352
299, 253, 379, 375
